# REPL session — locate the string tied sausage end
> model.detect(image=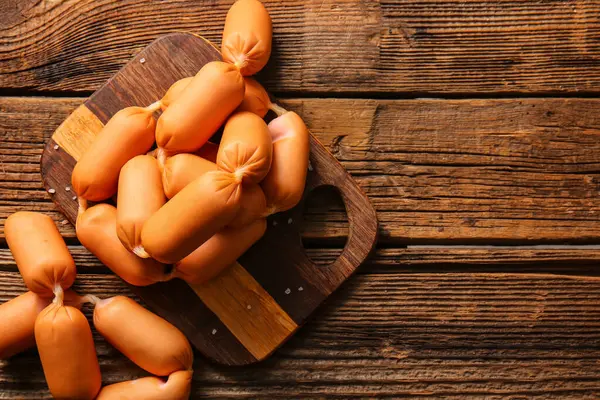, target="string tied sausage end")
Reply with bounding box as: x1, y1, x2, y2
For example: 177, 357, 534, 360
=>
52, 283, 64, 306
269, 102, 287, 117
144, 100, 162, 113
133, 246, 151, 259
